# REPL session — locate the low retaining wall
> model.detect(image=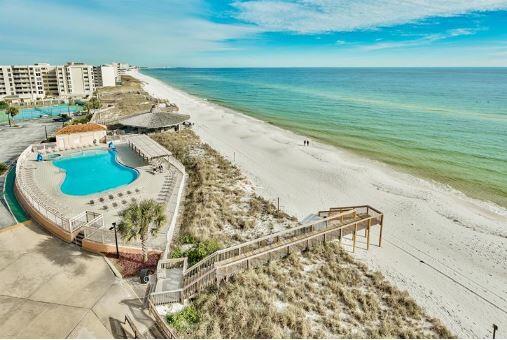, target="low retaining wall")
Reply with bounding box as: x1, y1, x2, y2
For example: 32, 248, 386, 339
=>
14, 183, 73, 242
82, 238, 162, 255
